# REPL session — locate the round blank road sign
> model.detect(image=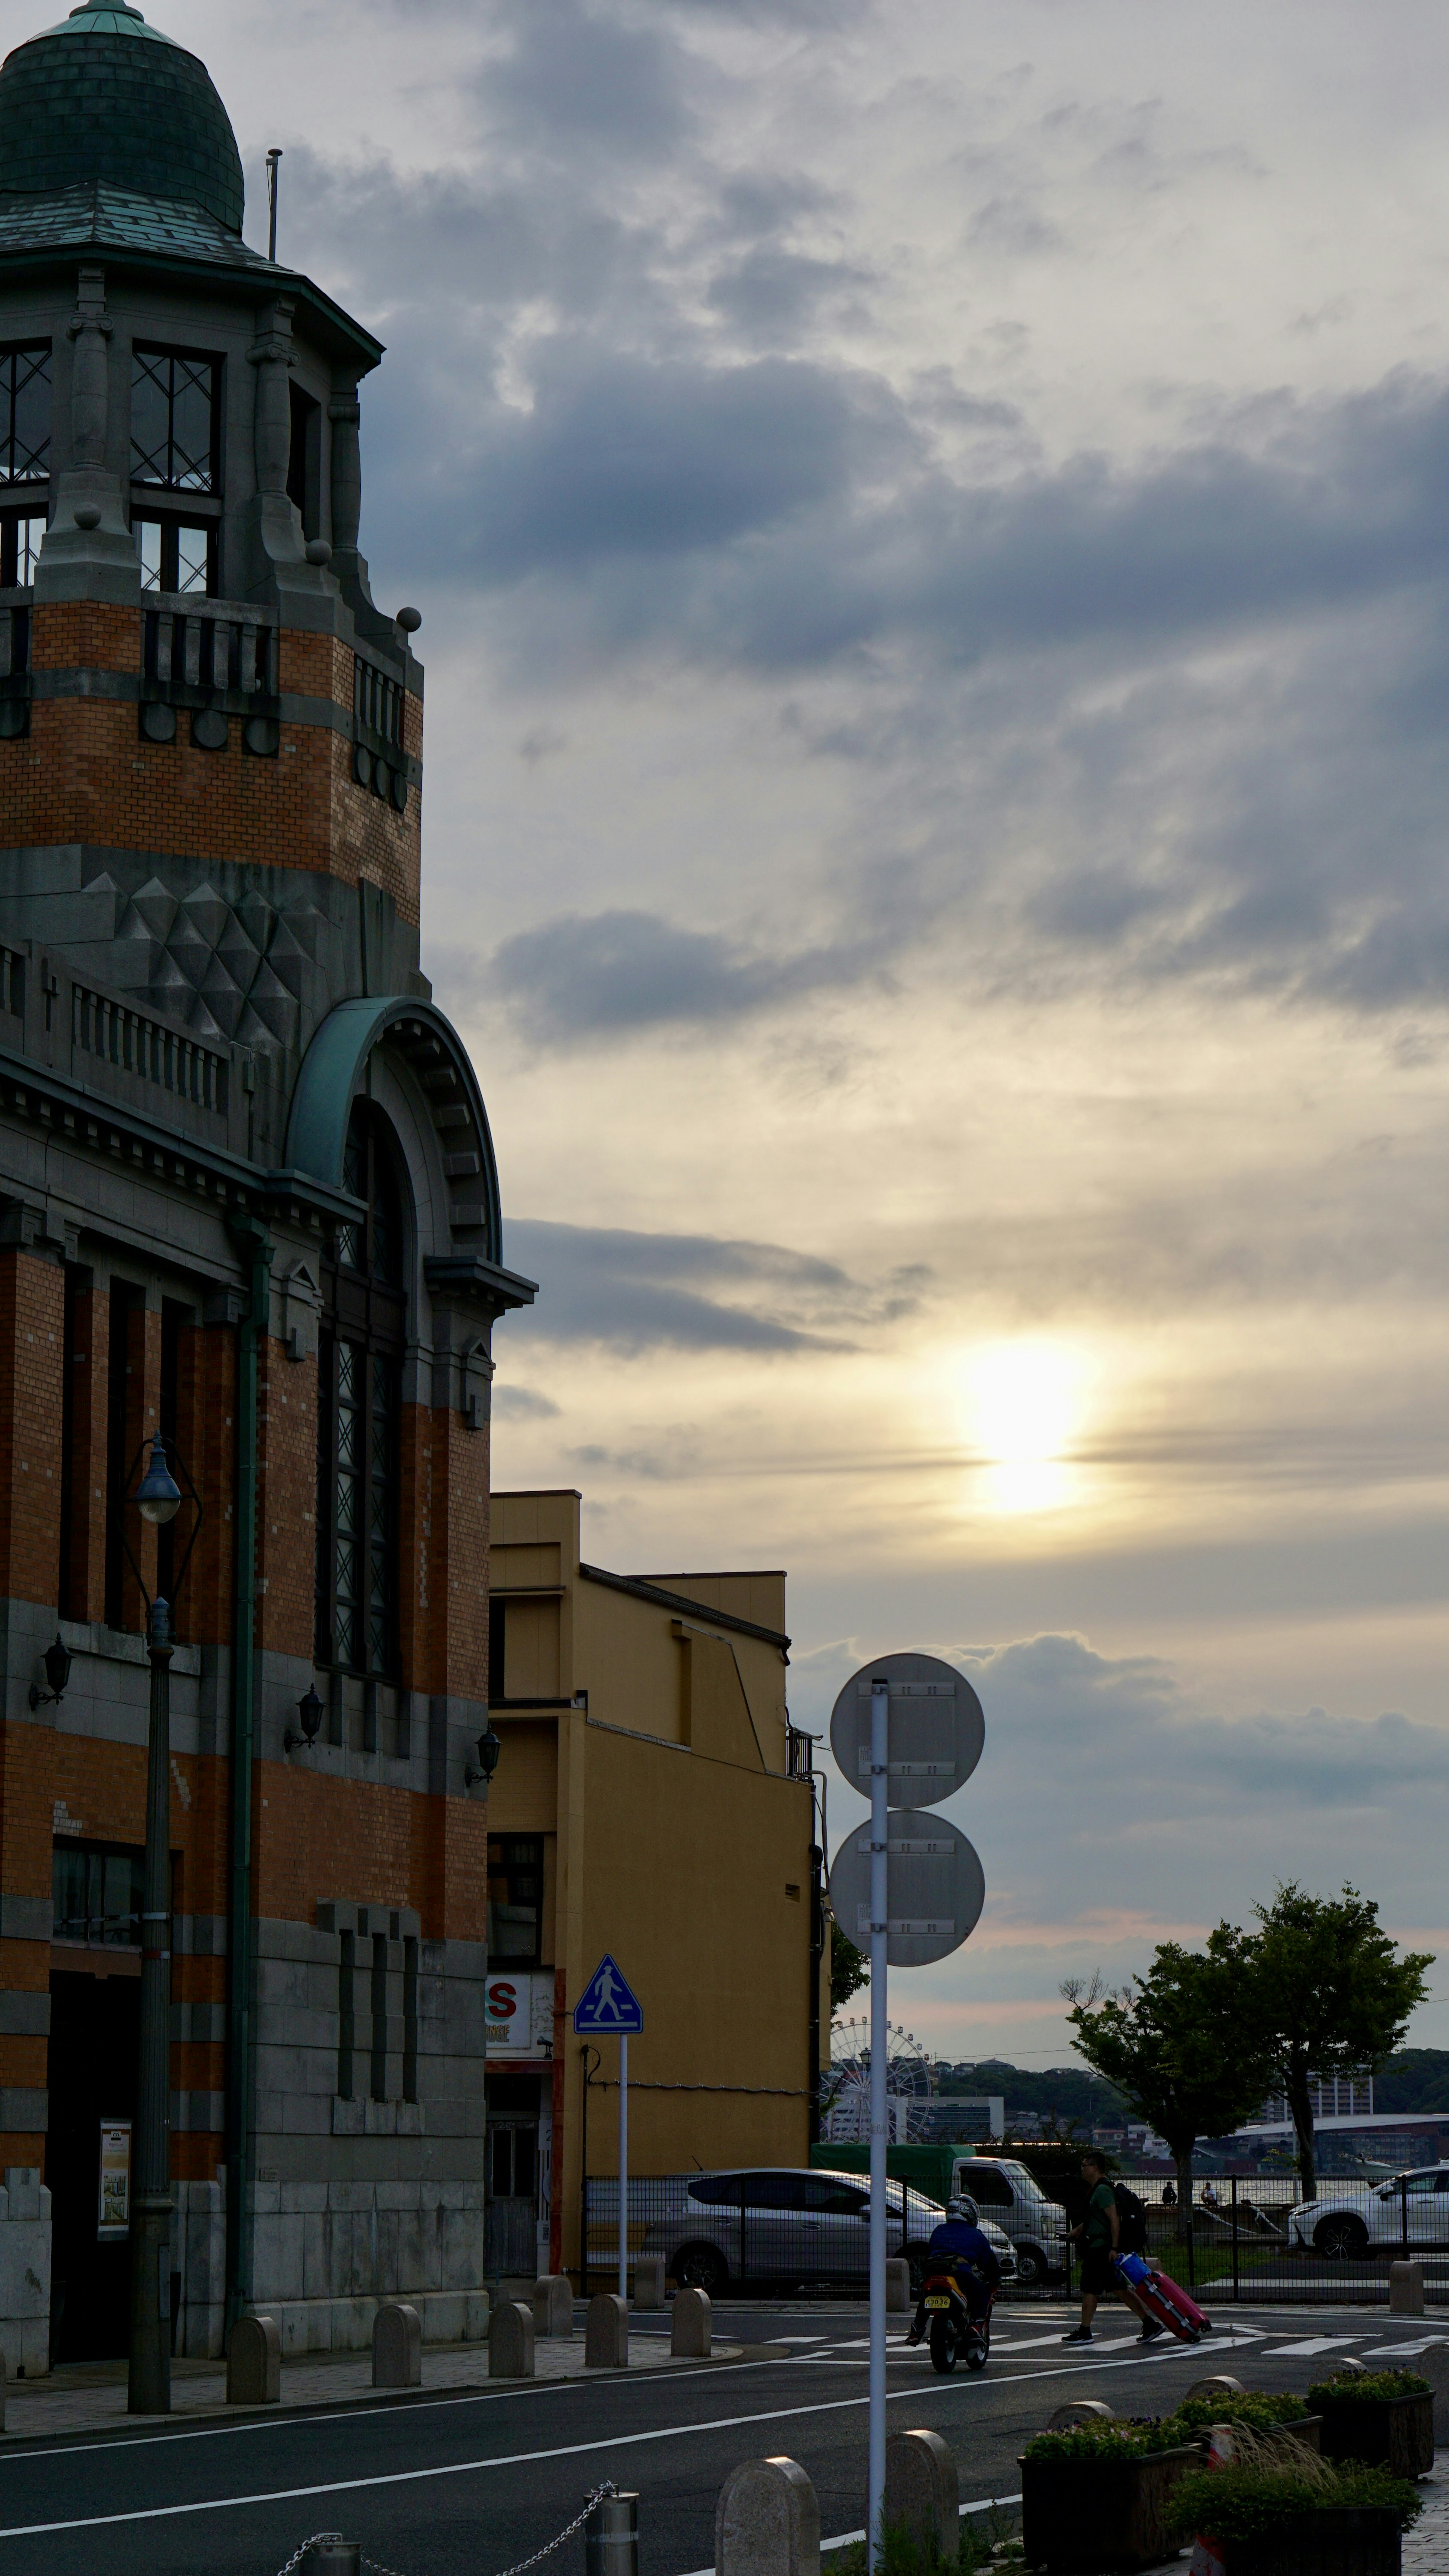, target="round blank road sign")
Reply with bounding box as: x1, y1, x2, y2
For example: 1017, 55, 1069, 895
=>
829, 1652, 984, 1810
827, 1809, 985, 1968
